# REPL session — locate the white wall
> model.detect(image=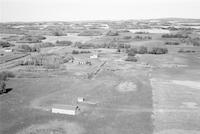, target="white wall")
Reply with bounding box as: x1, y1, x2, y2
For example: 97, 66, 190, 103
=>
52, 108, 76, 115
